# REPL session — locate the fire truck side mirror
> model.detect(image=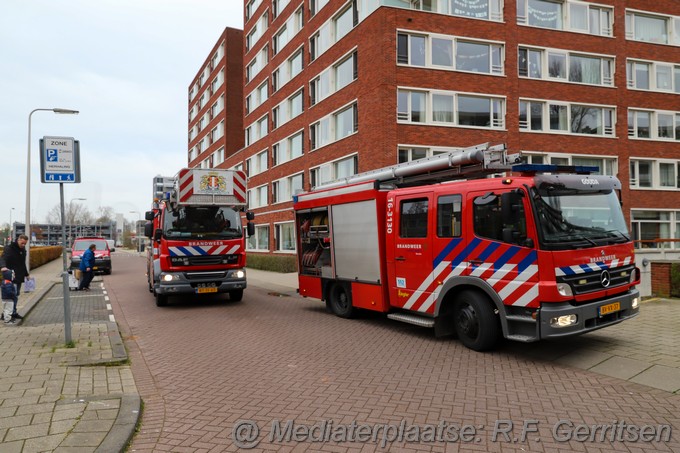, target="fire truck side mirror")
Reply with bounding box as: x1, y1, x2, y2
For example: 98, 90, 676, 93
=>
145, 211, 154, 221
247, 222, 255, 237
153, 229, 162, 242
246, 211, 255, 221
144, 222, 154, 238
